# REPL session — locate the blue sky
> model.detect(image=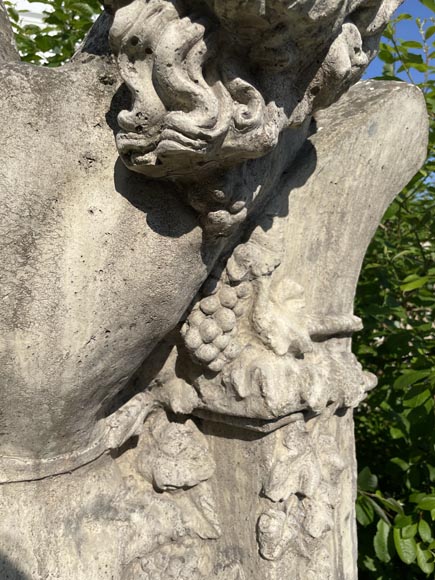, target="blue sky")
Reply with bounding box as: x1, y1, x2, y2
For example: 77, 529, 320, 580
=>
365, 0, 434, 78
